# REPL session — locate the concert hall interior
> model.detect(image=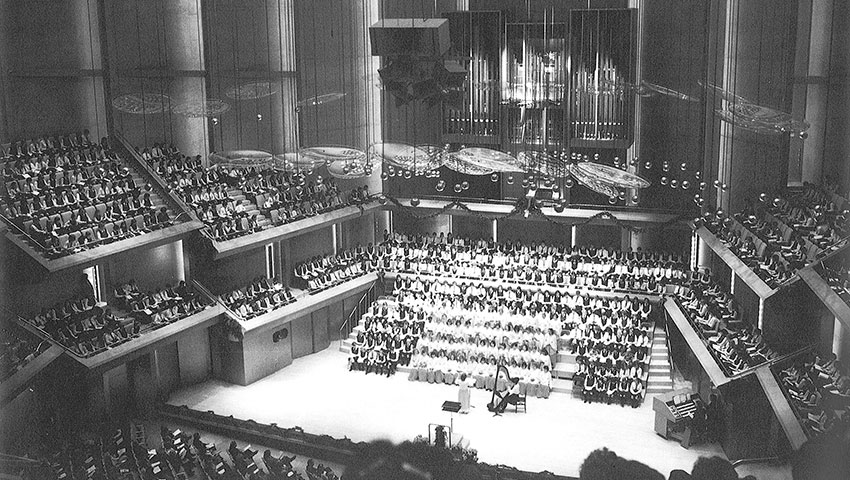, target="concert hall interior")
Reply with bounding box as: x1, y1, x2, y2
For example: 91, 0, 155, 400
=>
1, 1, 850, 479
